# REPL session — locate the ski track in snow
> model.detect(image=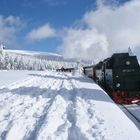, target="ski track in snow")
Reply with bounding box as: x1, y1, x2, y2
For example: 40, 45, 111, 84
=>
0, 71, 140, 140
